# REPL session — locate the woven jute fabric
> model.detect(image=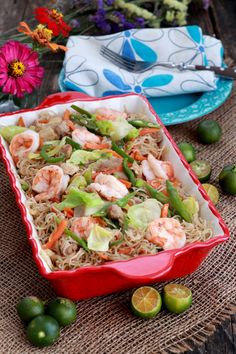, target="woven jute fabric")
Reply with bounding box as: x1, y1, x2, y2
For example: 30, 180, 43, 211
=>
0, 89, 235, 354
